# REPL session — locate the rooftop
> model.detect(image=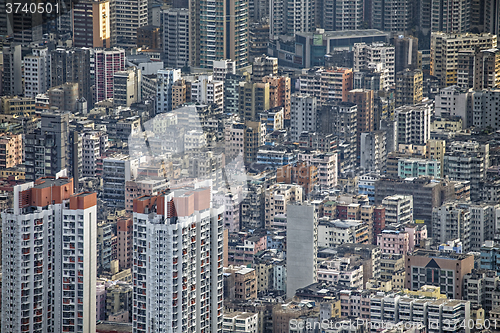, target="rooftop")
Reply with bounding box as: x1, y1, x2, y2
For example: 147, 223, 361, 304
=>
223, 311, 256, 319
297, 29, 388, 38
34, 177, 72, 189
410, 249, 472, 261
96, 322, 132, 333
